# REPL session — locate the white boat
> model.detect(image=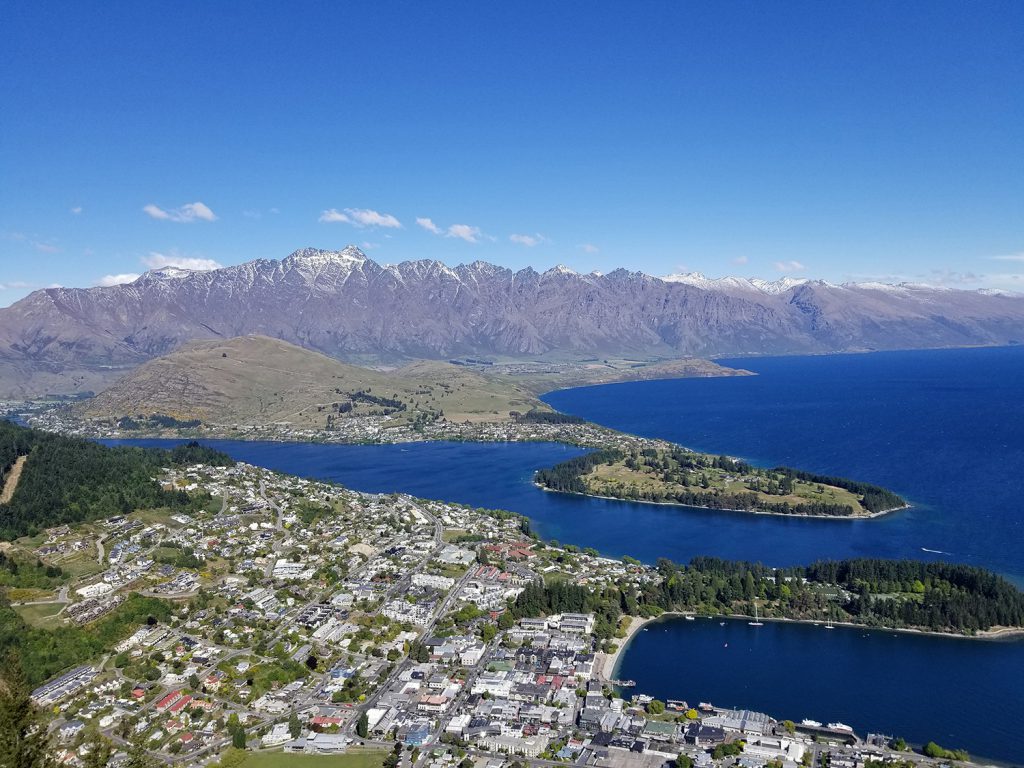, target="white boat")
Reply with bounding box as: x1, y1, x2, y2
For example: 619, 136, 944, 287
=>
825, 617, 834, 630
684, 615, 695, 621
828, 722, 854, 732
801, 719, 822, 728
748, 603, 764, 627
